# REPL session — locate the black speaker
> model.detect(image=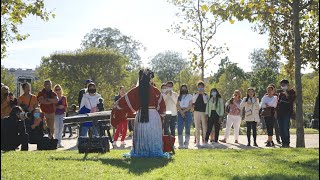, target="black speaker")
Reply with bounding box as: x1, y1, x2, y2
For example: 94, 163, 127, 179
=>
78, 136, 110, 154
